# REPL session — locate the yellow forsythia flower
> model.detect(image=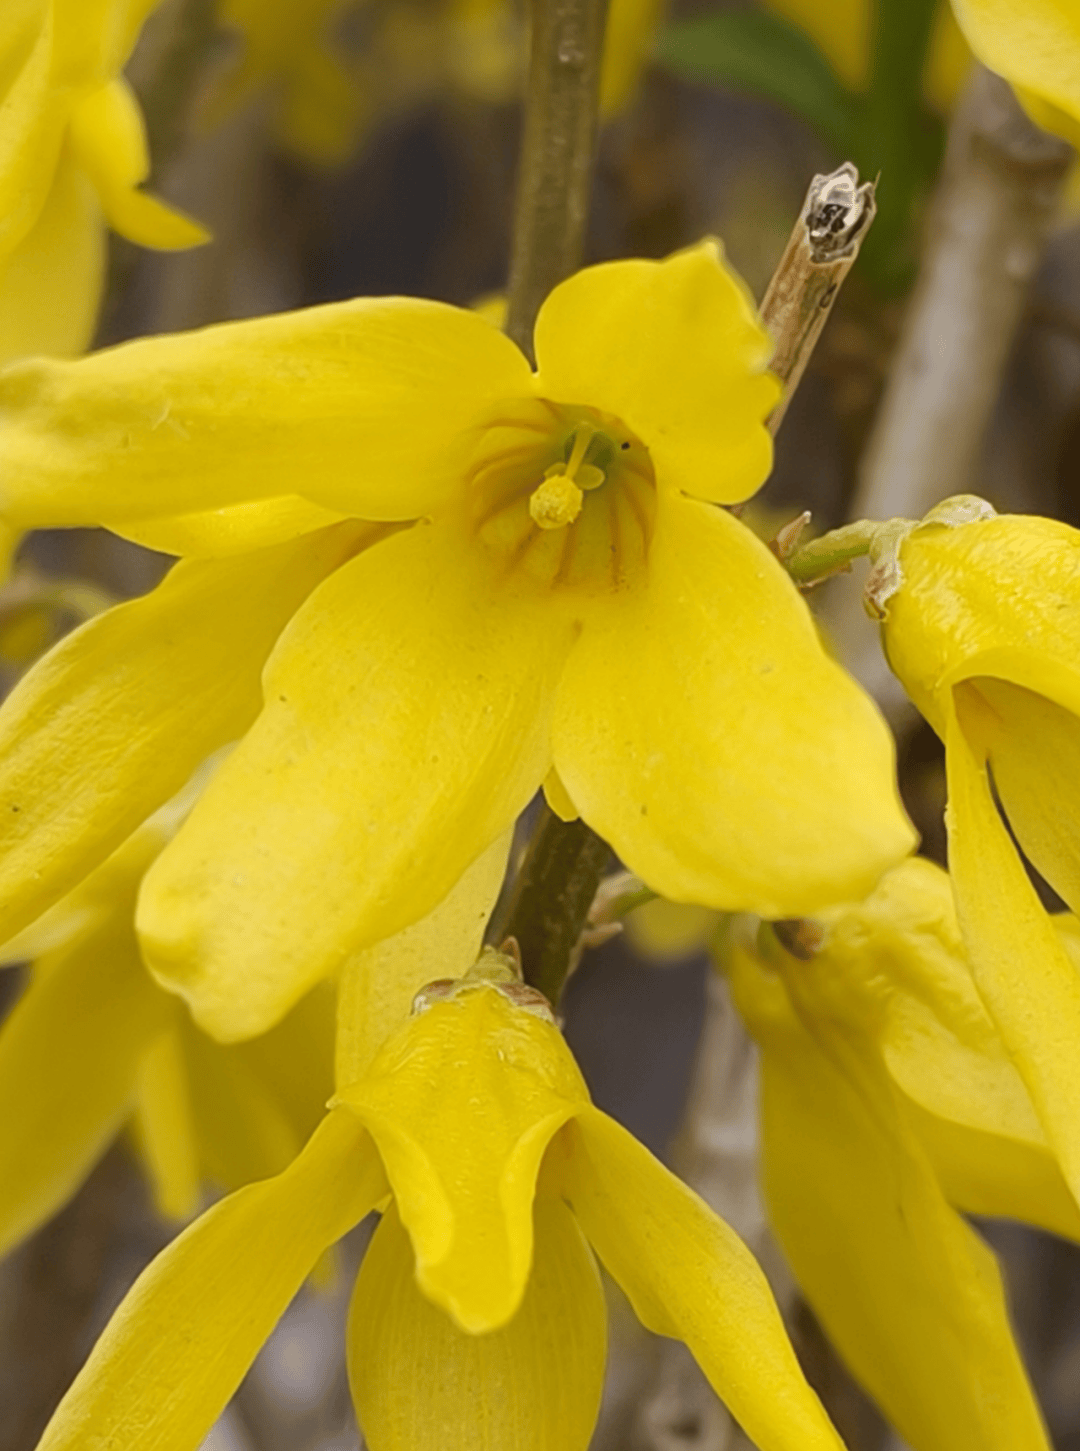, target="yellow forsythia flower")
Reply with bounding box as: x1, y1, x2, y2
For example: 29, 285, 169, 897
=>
0, 242, 914, 1041
726, 856, 1073, 1451
0, 0, 208, 364
949, 0, 1080, 140
765, 0, 971, 111
878, 497, 1080, 1224
34, 949, 847, 1451
0, 771, 334, 1256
